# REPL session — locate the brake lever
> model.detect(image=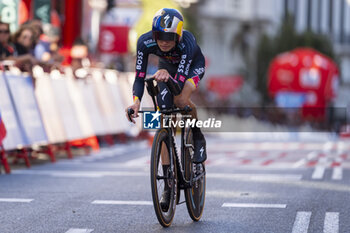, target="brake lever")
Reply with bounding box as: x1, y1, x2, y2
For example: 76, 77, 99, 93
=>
127, 108, 135, 122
